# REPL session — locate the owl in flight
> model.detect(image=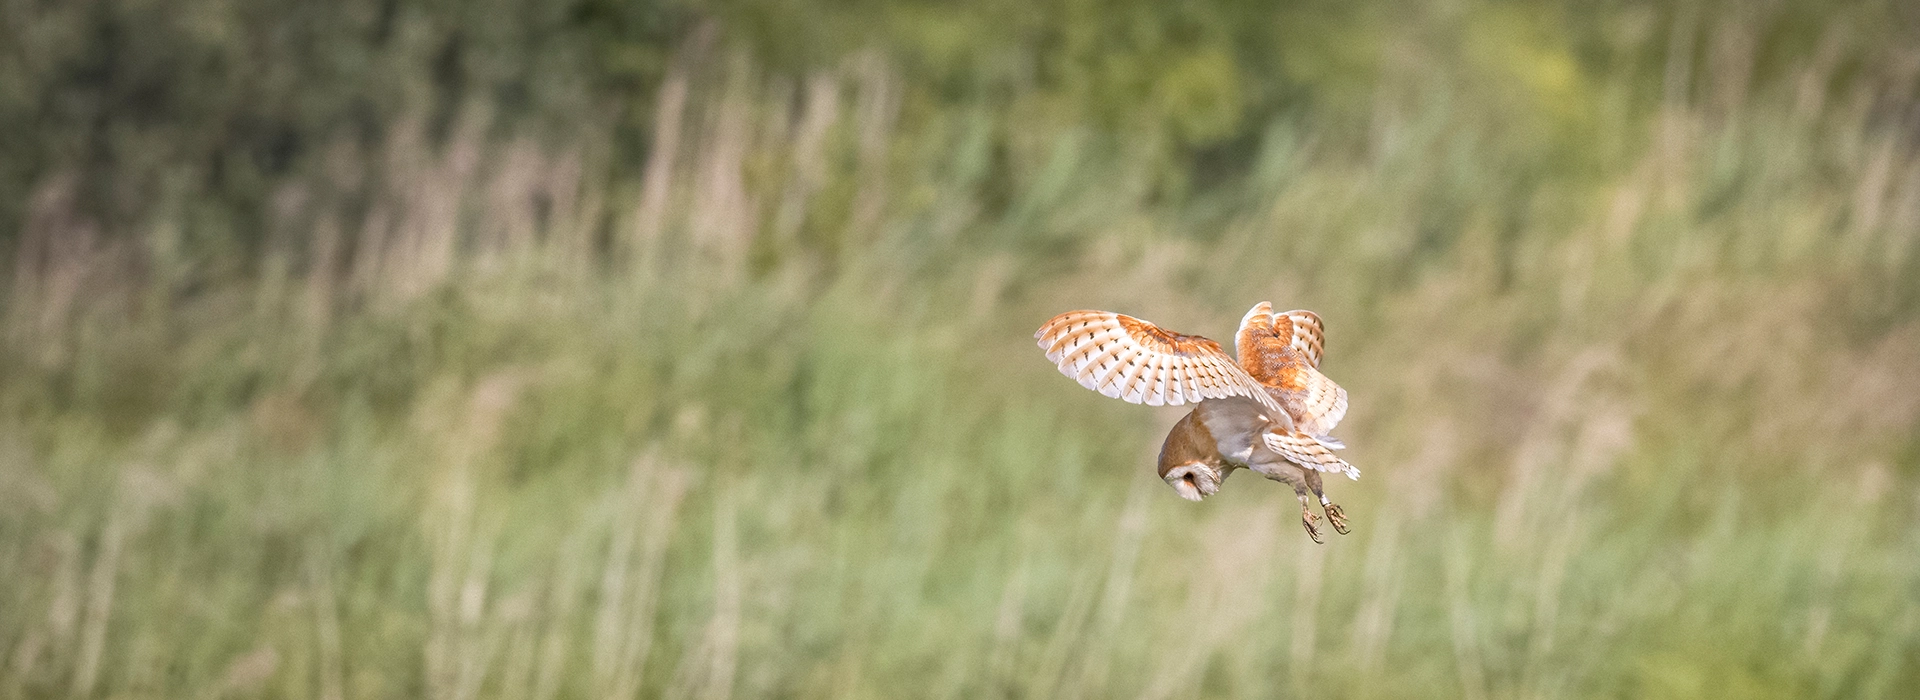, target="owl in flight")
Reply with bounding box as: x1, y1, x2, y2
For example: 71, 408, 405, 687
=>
1035, 302, 1356, 543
